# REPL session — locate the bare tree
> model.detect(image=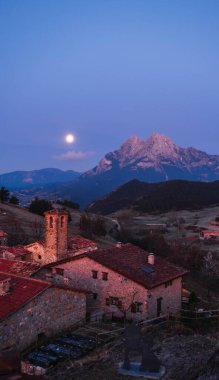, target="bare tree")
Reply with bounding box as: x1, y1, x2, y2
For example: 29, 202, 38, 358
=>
201, 251, 219, 296
8, 221, 29, 246
30, 219, 44, 241
202, 251, 219, 277
108, 288, 141, 322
